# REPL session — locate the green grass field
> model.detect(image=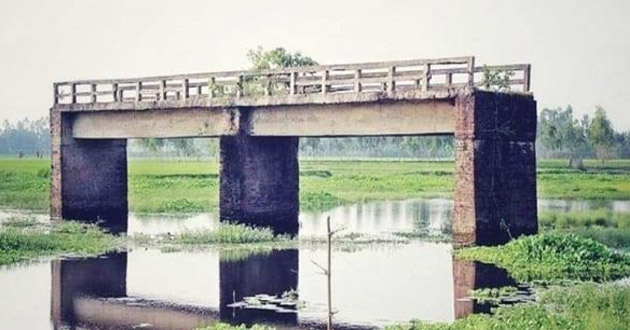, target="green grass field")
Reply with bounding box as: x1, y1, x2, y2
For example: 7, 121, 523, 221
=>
0, 157, 629, 213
